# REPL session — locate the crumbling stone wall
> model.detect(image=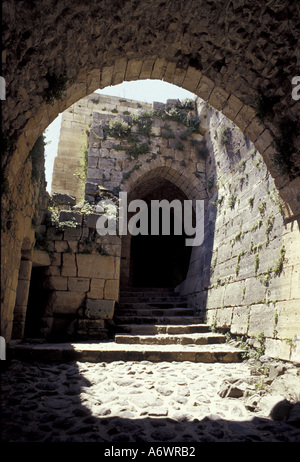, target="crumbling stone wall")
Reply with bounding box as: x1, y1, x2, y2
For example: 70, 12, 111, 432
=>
32, 196, 121, 340
51, 94, 153, 202
25, 94, 299, 360
180, 101, 300, 362
42, 95, 207, 340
